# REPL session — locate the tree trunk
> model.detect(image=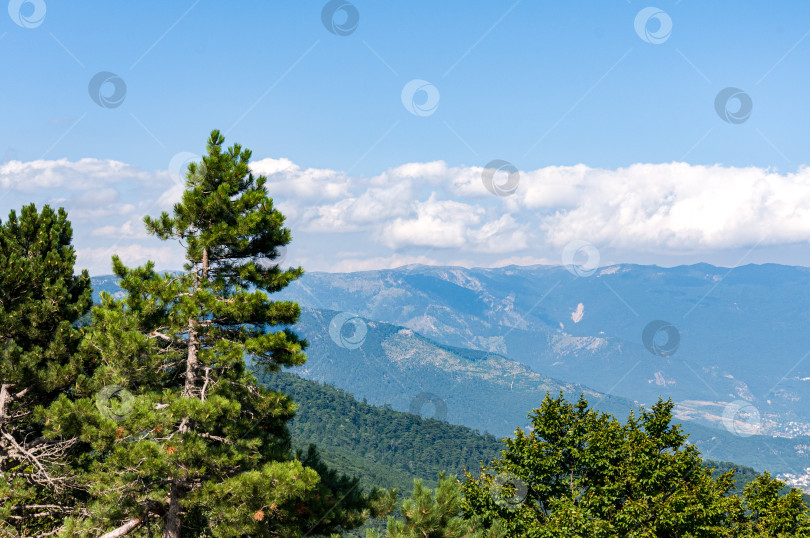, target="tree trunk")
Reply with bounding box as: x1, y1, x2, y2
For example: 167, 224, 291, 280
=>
182, 248, 207, 400
170, 248, 209, 535
0, 383, 10, 425
162, 483, 184, 538
183, 320, 199, 400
